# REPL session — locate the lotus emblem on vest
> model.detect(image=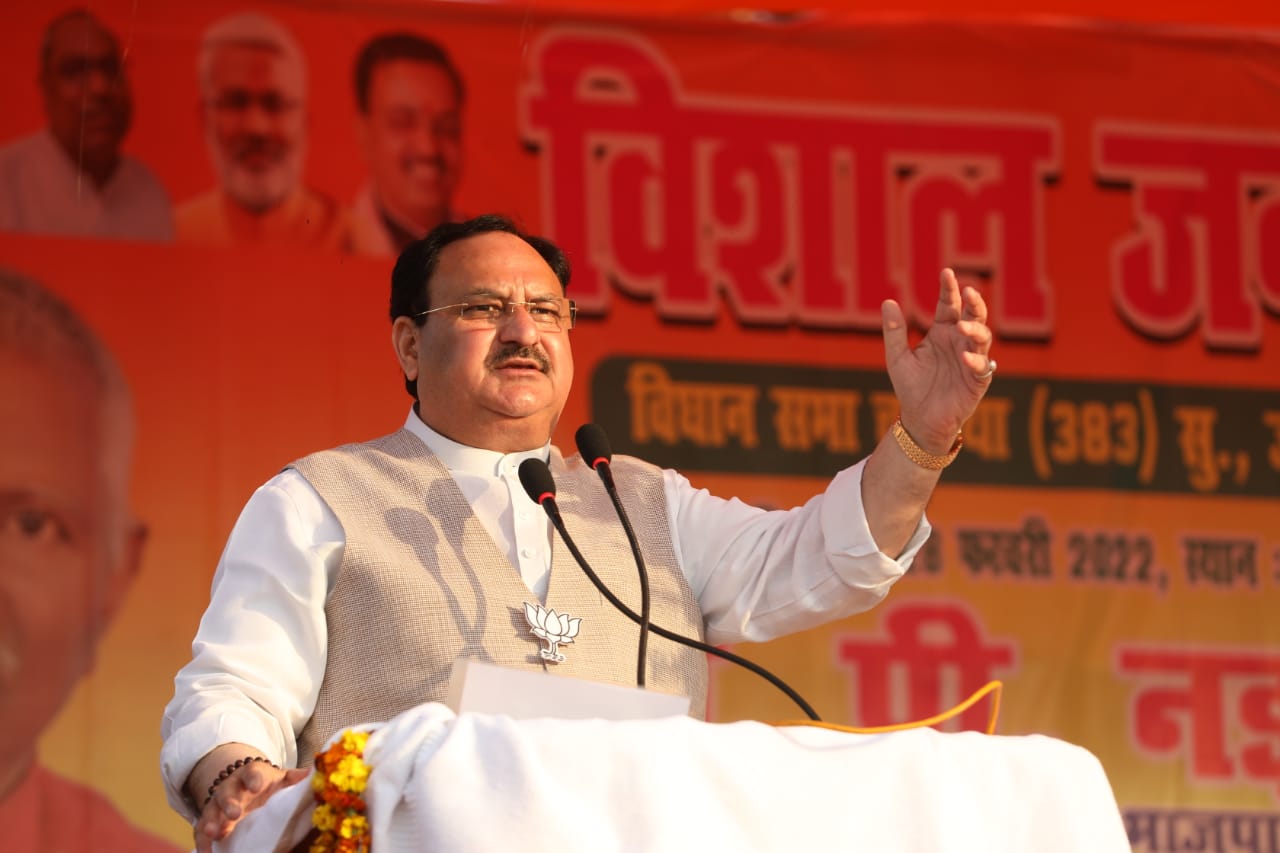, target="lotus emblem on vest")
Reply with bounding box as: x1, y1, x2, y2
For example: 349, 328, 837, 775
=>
523, 602, 582, 663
